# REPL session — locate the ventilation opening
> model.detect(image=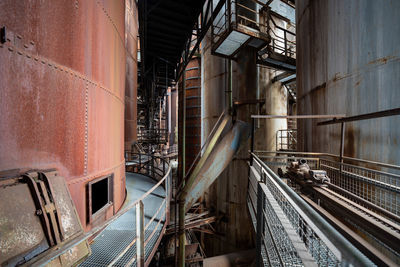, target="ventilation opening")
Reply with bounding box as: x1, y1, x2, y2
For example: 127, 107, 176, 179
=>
88, 174, 113, 221
92, 178, 109, 214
